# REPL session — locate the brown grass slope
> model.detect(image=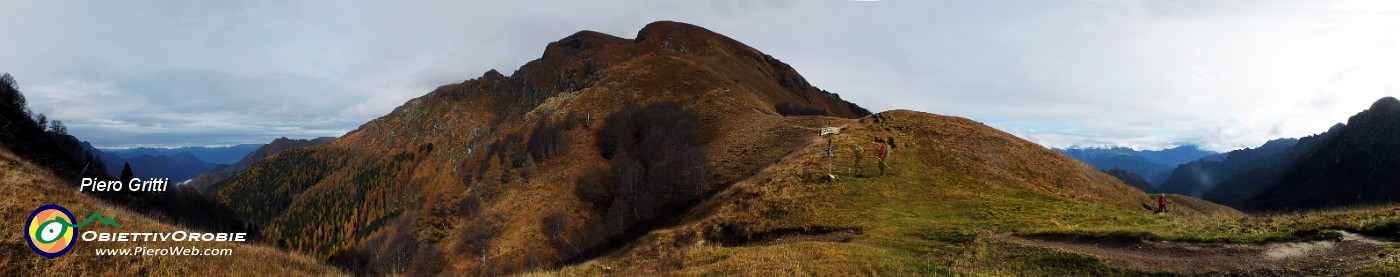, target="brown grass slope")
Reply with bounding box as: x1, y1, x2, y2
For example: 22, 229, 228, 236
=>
0, 145, 341, 276
691, 109, 1239, 235
871, 110, 1146, 210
